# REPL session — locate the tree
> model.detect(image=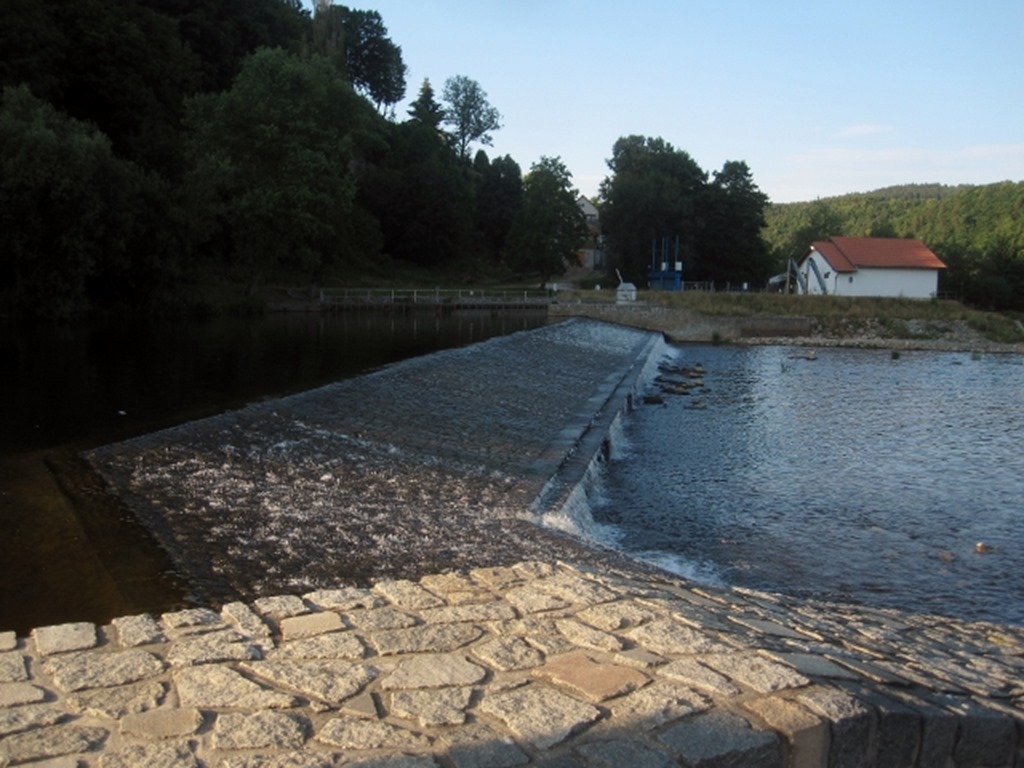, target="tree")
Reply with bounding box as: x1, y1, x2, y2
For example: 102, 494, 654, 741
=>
599, 136, 706, 281
1, 0, 199, 176
184, 48, 377, 291
359, 117, 473, 269
407, 78, 444, 129
340, 7, 406, 113
474, 153, 523, 260
696, 160, 771, 286
441, 75, 501, 160
310, 4, 406, 114
309, 0, 346, 72
506, 157, 587, 282
0, 85, 168, 317
140, 0, 308, 93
